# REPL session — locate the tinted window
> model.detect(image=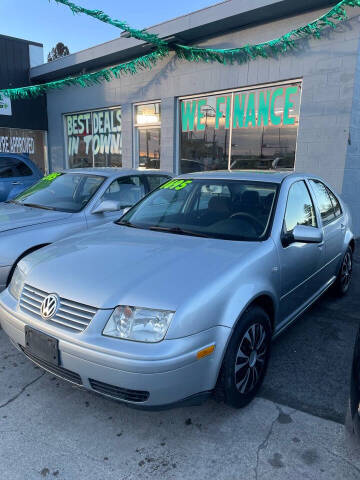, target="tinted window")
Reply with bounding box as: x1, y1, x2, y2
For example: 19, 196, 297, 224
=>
310, 180, 336, 225
146, 175, 171, 192
0, 157, 32, 178
284, 181, 317, 233
119, 179, 278, 241
14, 173, 104, 212
101, 176, 145, 208
15, 160, 33, 176
327, 188, 342, 217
